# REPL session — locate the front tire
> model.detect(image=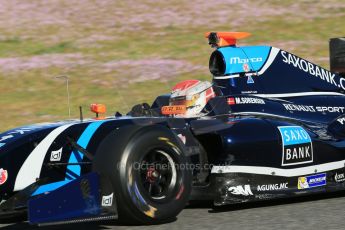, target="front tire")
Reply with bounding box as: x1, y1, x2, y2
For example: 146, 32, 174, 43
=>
93, 125, 192, 224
